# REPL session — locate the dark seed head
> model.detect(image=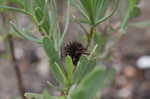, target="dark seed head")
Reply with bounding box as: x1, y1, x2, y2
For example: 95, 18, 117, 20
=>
64, 41, 88, 65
